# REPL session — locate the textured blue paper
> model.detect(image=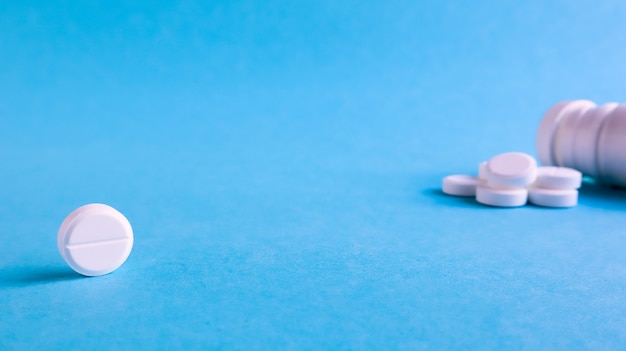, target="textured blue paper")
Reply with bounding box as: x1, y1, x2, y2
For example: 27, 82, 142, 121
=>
2, 1, 626, 349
